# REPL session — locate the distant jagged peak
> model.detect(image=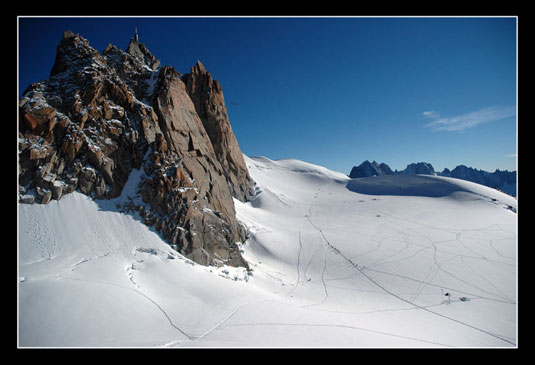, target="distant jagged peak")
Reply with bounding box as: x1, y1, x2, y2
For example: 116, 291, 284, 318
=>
348, 159, 516, 196
349, 160, 436, 178
403, 162, 435, 175
349, 160, 392, 178
439, 164, 516, 196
